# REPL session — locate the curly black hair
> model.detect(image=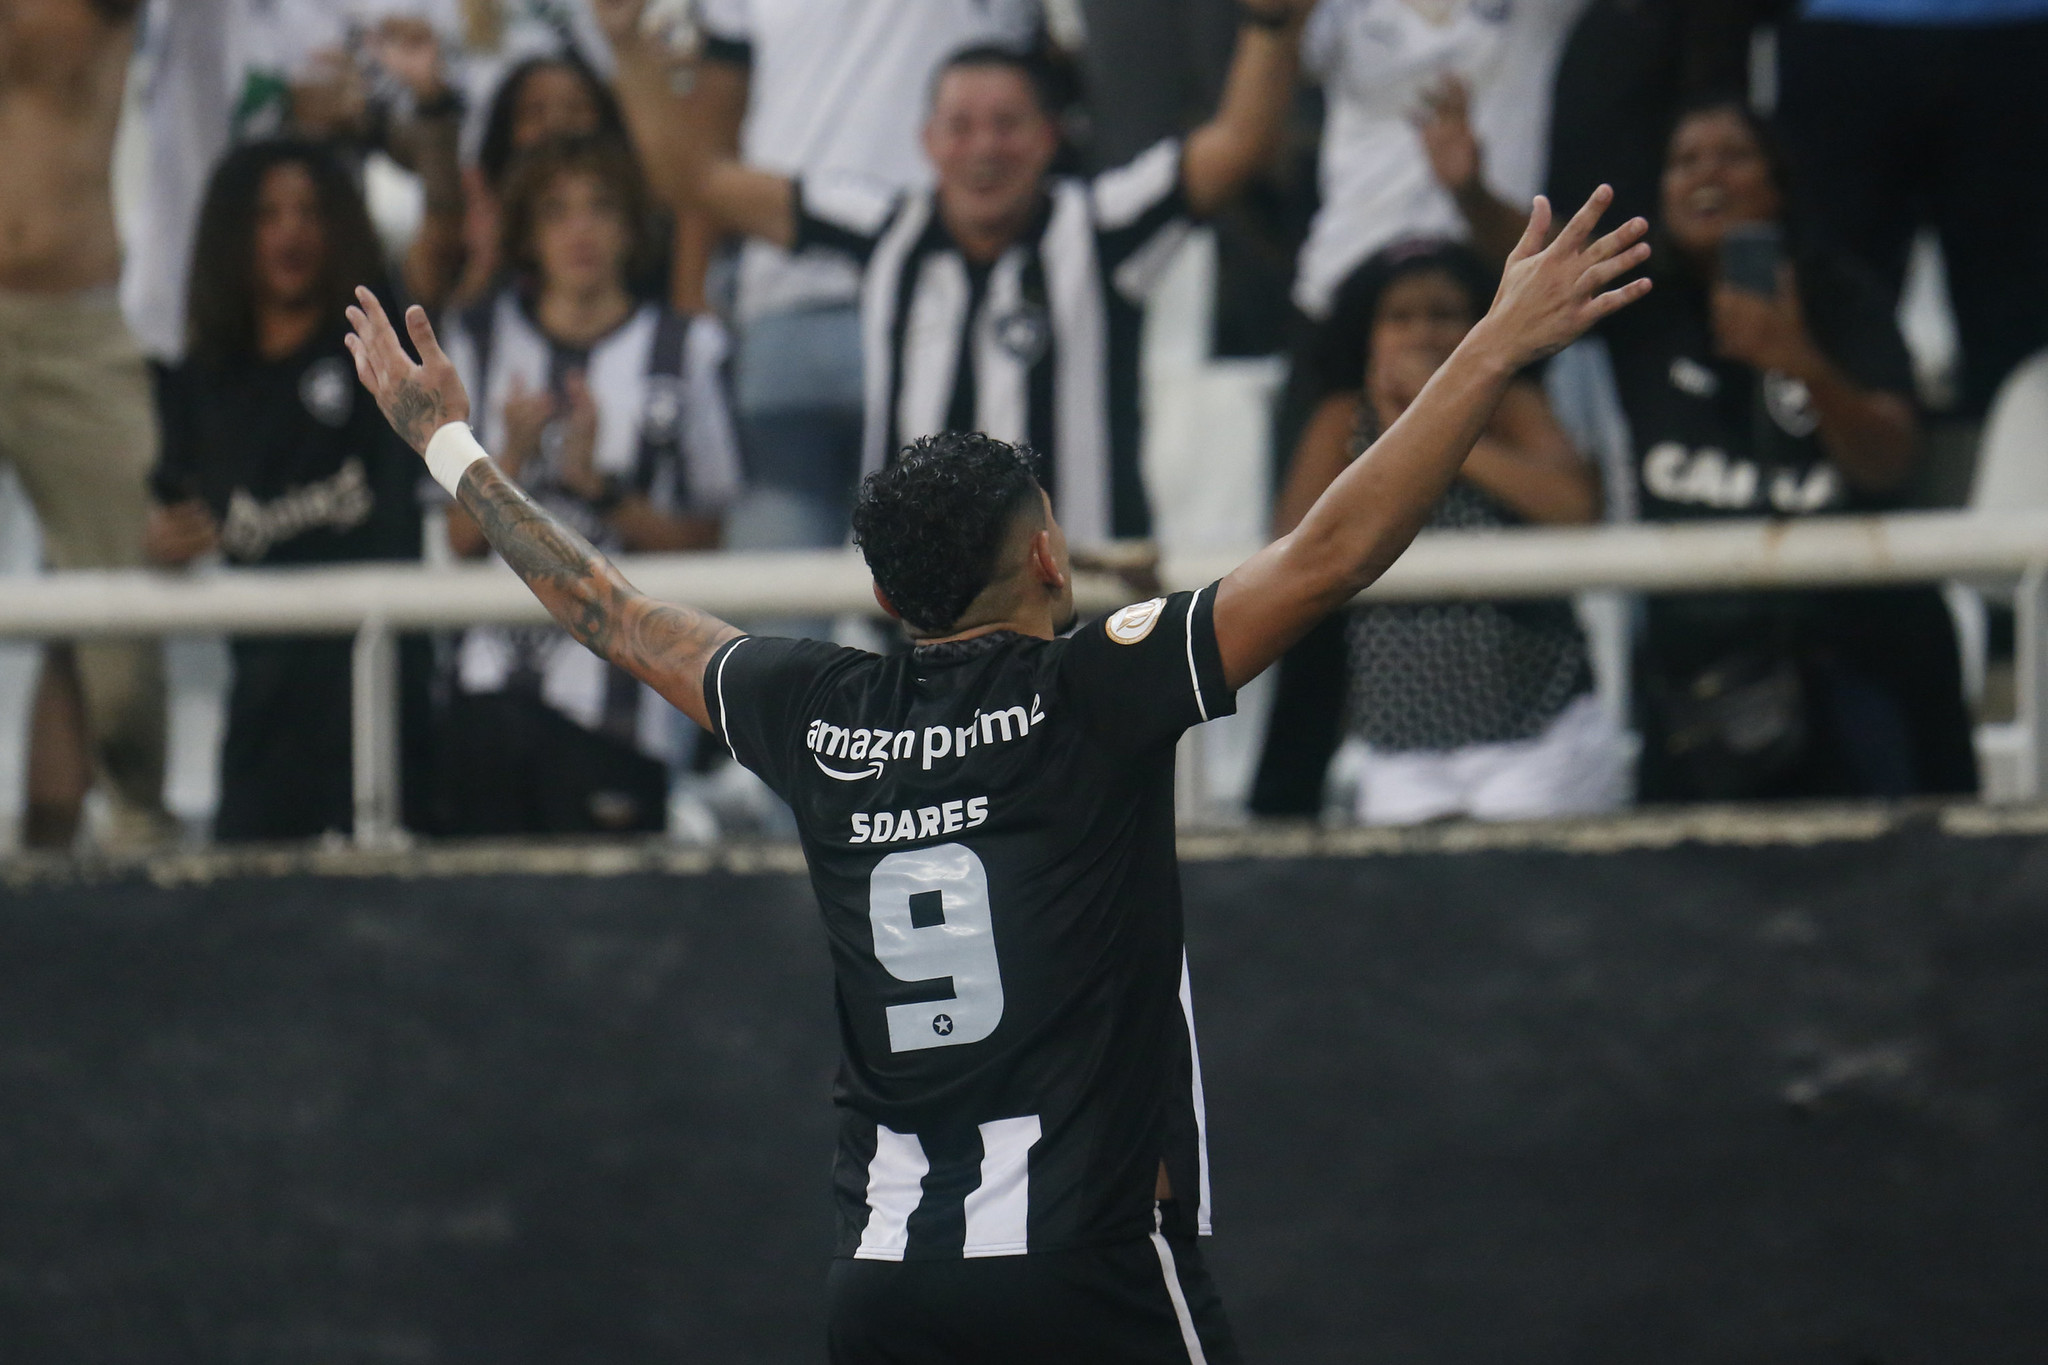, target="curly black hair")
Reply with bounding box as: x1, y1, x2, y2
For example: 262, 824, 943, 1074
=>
850, 433, 1046, 635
